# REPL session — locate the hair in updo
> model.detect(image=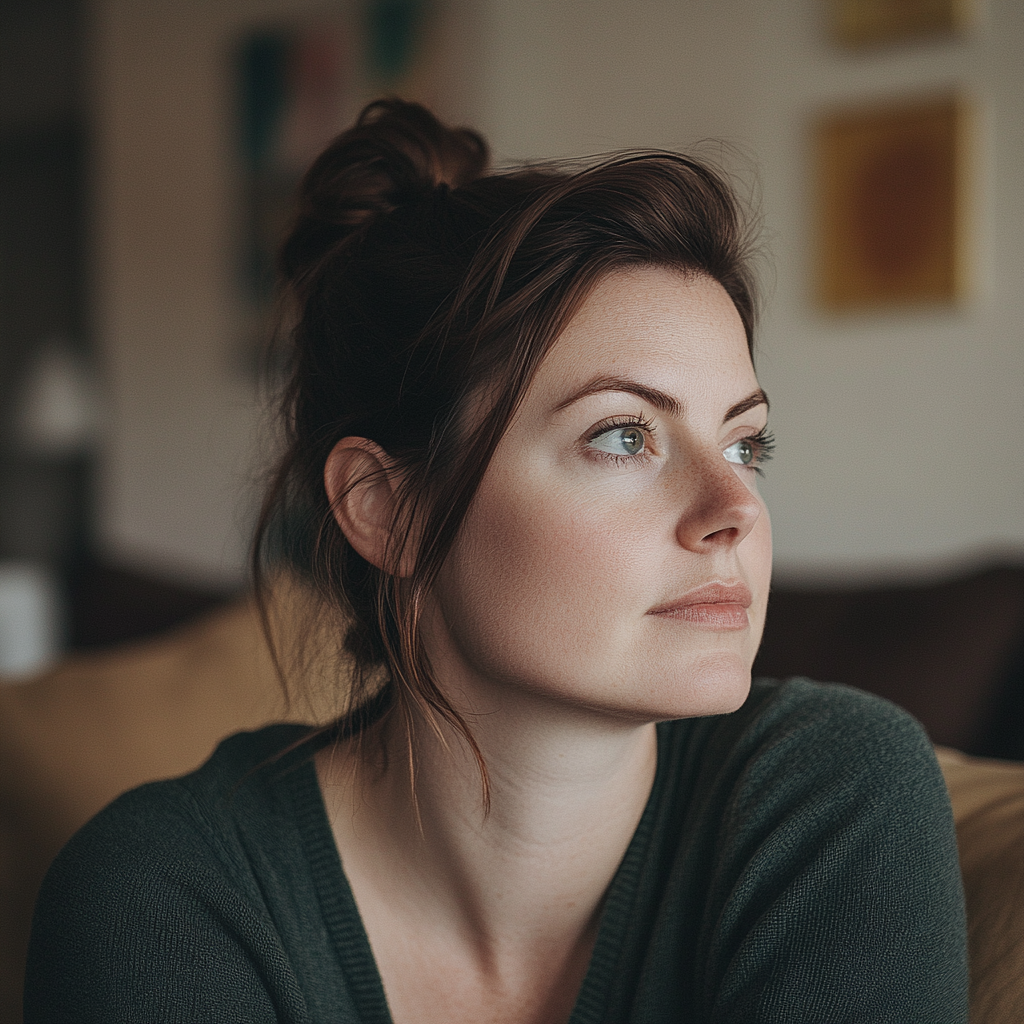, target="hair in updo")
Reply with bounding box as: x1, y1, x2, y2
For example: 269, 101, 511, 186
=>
255, 98, 759, 777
